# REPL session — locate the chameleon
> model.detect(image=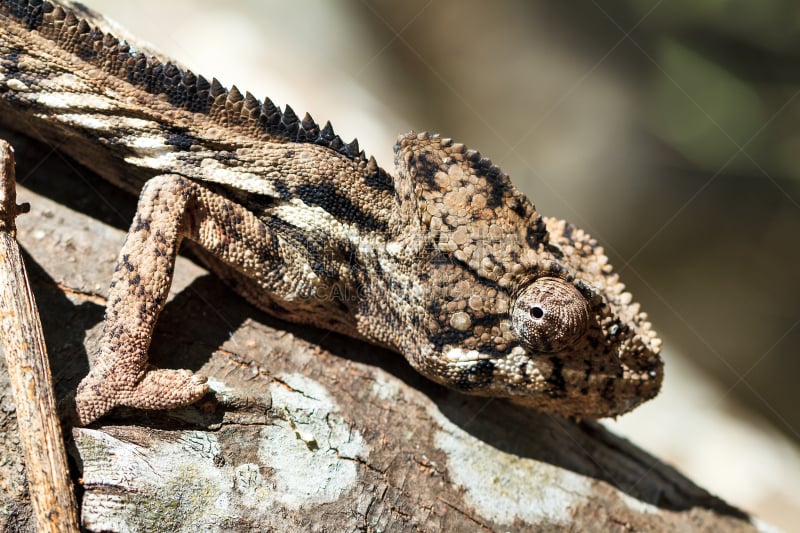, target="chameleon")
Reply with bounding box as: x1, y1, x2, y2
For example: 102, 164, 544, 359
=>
0, 0, 663, 426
